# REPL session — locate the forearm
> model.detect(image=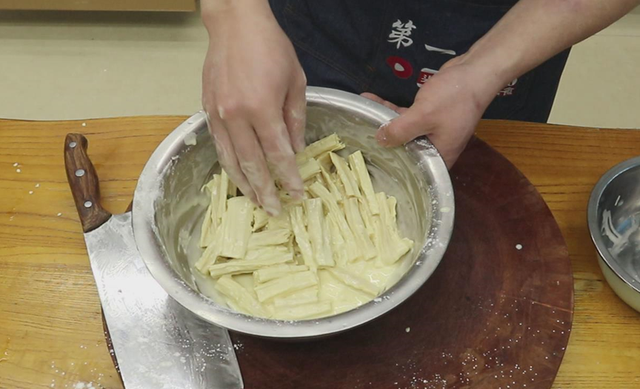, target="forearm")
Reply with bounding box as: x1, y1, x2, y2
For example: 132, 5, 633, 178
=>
201, 0, 271, 31
459, 0, 639, 92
